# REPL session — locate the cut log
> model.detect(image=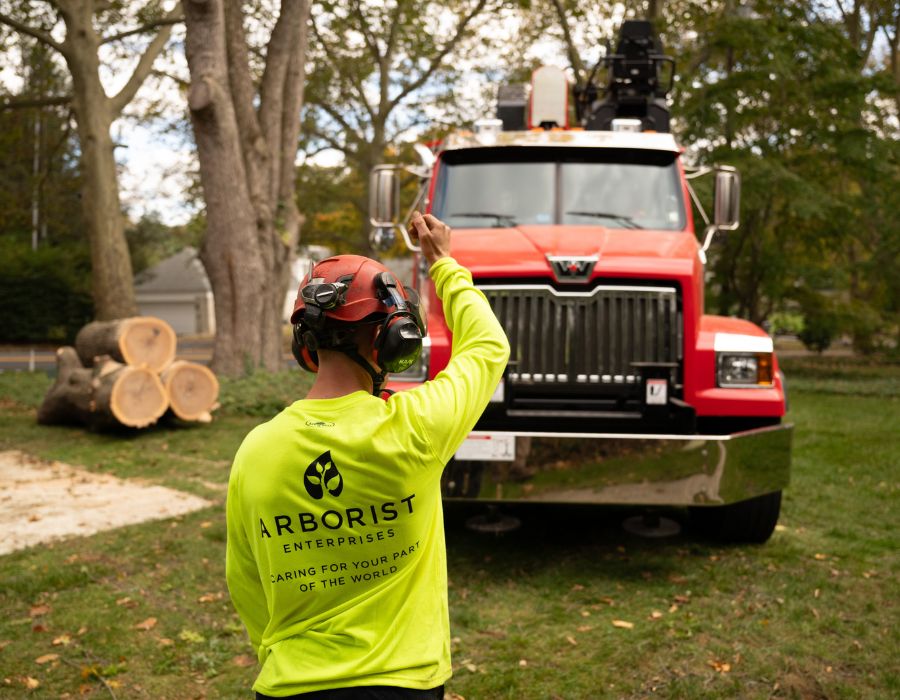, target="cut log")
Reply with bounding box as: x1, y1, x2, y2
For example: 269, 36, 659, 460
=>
75, 316, 176, 371
38, 350, 168, 429
160, 360, 219, 422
